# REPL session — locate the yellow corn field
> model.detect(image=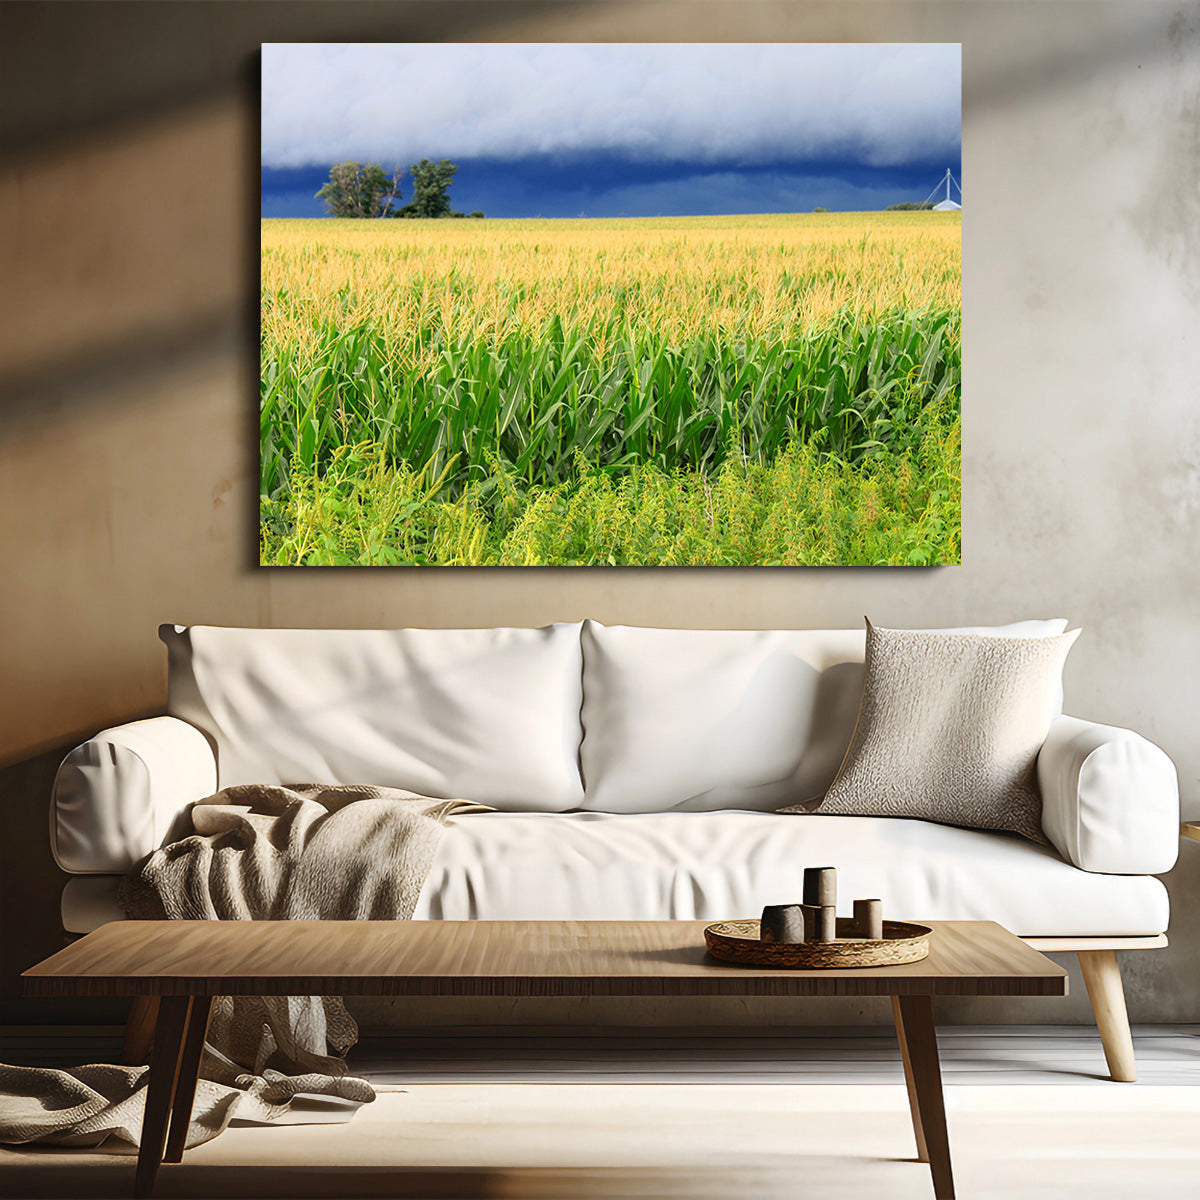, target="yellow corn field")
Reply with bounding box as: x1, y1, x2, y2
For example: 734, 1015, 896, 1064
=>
260, 210, 961, 565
